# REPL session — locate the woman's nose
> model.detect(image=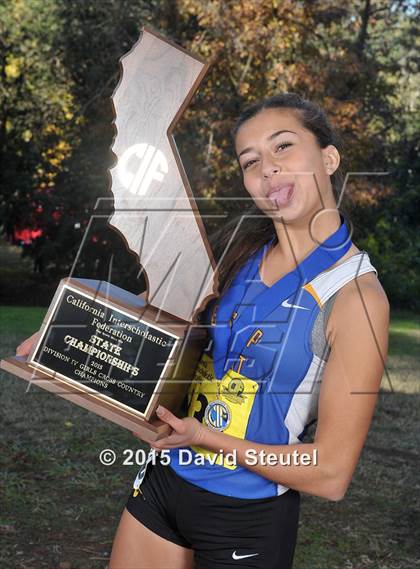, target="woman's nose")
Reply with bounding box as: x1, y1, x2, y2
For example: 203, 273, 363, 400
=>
262, 154, 281, 178
263, 163, 281, 178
